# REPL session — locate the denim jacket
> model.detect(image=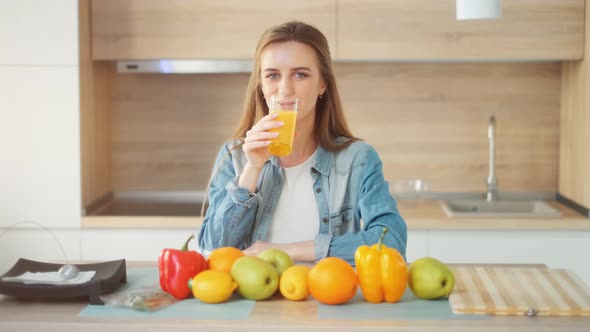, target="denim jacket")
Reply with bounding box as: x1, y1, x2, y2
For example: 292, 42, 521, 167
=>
197, 138, 407, 265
